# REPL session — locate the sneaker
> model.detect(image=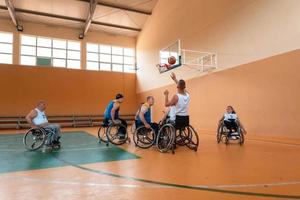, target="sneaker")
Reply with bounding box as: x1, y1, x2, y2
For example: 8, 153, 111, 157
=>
230, 136, 237, 140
